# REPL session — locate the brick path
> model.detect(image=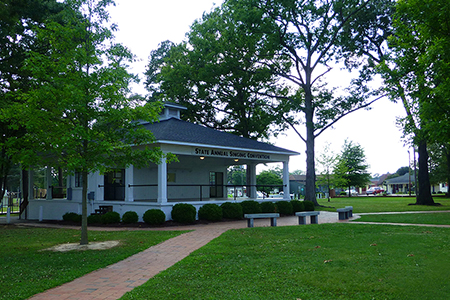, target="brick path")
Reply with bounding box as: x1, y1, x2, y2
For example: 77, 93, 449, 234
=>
3, 210, 446, 299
